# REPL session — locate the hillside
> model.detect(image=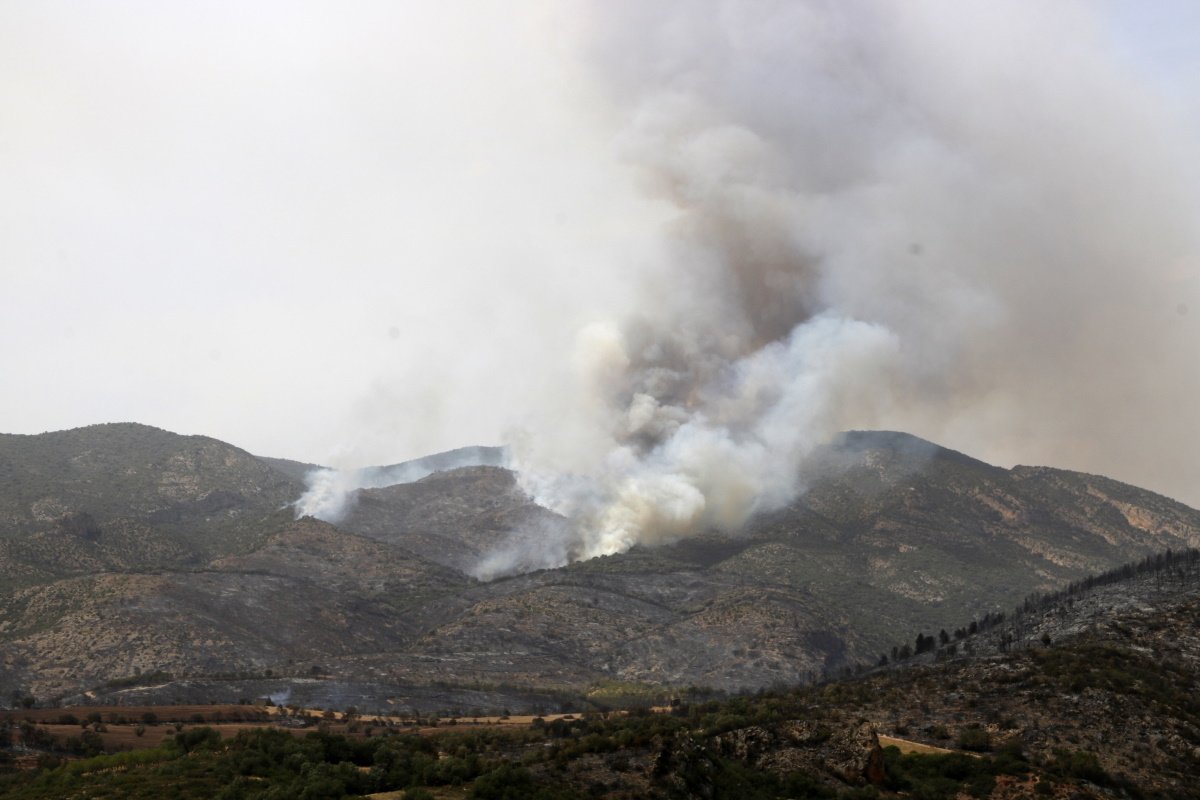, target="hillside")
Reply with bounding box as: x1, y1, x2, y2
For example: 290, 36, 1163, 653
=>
3, 554, 1200, 797
0, 423, 303, 589
1, 424, 1199, 715
338, 465, 561, 573
734, 430, 1200, 646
